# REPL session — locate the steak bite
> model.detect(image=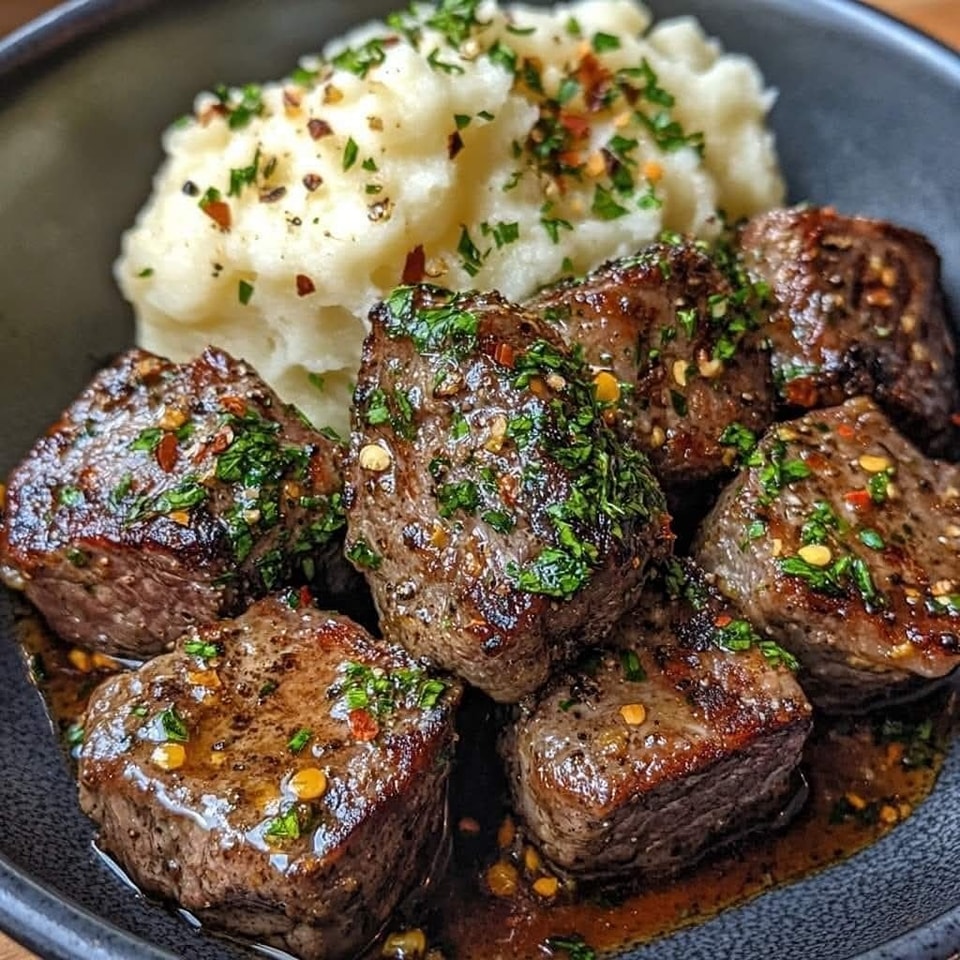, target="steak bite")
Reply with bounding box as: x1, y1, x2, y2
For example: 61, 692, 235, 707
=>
740, 205, 960, 458
501, 561, 811, 882
527, 239, 777, 507
78, 595, 460, 960
694, 397, 960, 710
344, 285, 671, 703
0, 347, 346, 658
